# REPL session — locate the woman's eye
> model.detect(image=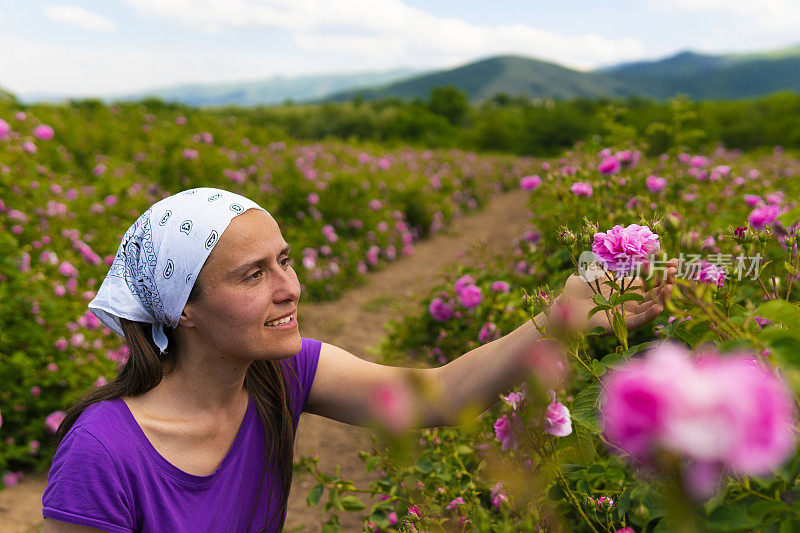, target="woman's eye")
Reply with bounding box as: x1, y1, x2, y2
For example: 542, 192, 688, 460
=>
282, 257, 295, 267
248, 270, 263, 281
